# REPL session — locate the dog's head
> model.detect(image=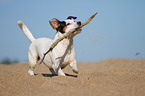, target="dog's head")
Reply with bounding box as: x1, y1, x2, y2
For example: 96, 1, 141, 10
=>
49, 16, 82, 38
